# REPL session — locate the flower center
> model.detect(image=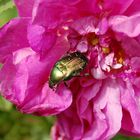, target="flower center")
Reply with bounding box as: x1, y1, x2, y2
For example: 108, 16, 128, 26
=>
86, 33, 99, 46
67, 28, 129, 79
88, 33, 126, 71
